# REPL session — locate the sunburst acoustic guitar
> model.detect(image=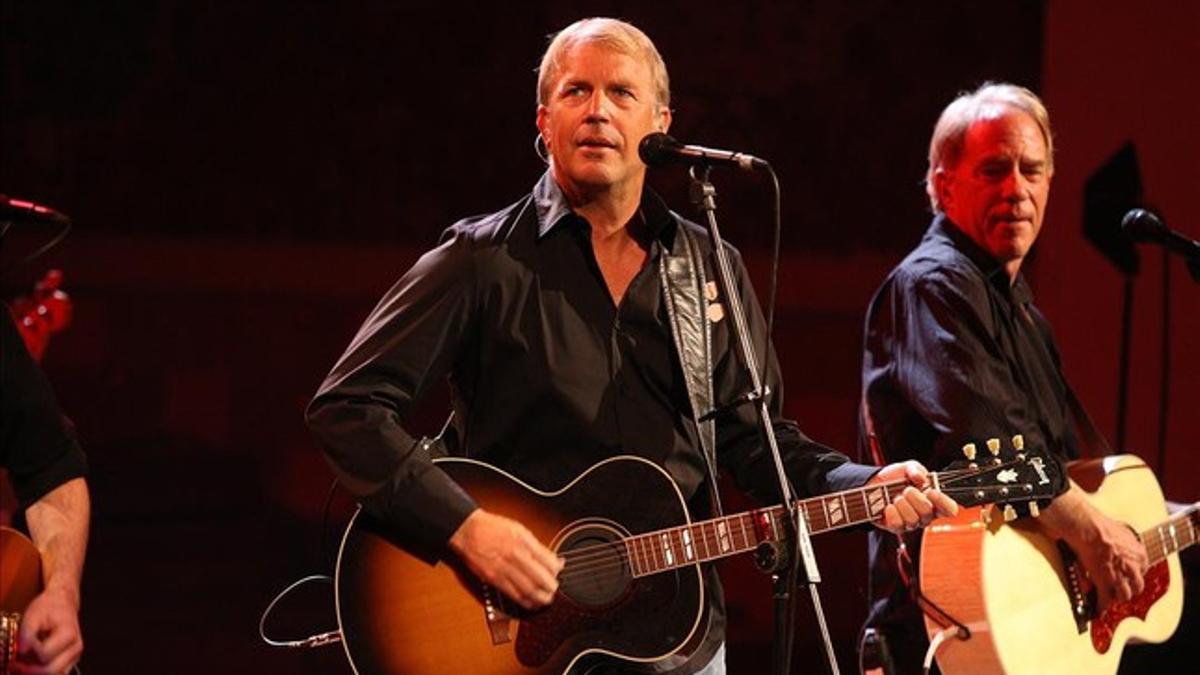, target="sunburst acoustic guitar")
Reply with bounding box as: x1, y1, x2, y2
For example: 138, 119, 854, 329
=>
0, 528, 43, 675
335, 436, 1055, 675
